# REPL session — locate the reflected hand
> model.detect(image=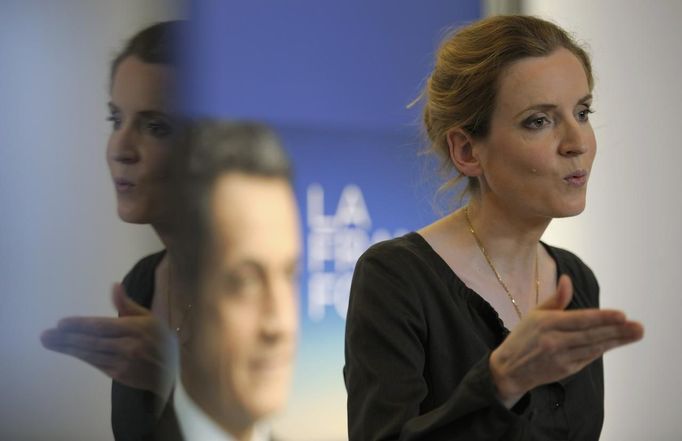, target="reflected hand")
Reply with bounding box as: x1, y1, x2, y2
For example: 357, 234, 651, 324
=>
490, 275, 644, 402
41, 283, 177, 399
